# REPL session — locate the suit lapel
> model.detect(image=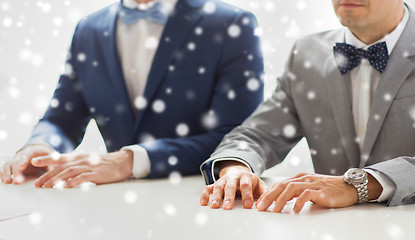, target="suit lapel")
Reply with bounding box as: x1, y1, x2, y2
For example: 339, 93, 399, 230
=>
324, 43, 361, 168
360, 7, 415, 167
132, 0, 205, 133
100, 3, 135, 127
